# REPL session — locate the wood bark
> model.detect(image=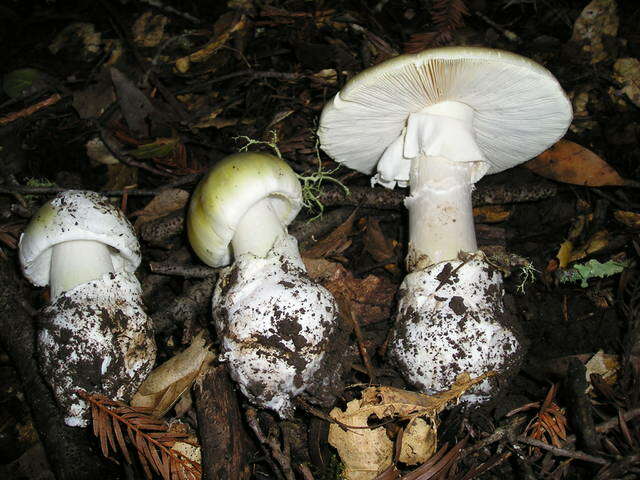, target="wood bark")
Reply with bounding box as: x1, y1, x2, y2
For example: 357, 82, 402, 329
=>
0, 258, 119, 479
194, 365, 250, 480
